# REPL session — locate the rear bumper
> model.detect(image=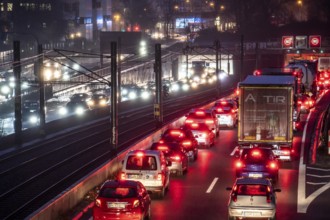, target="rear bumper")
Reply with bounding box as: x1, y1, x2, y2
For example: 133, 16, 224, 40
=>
228, 207, 276, 218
